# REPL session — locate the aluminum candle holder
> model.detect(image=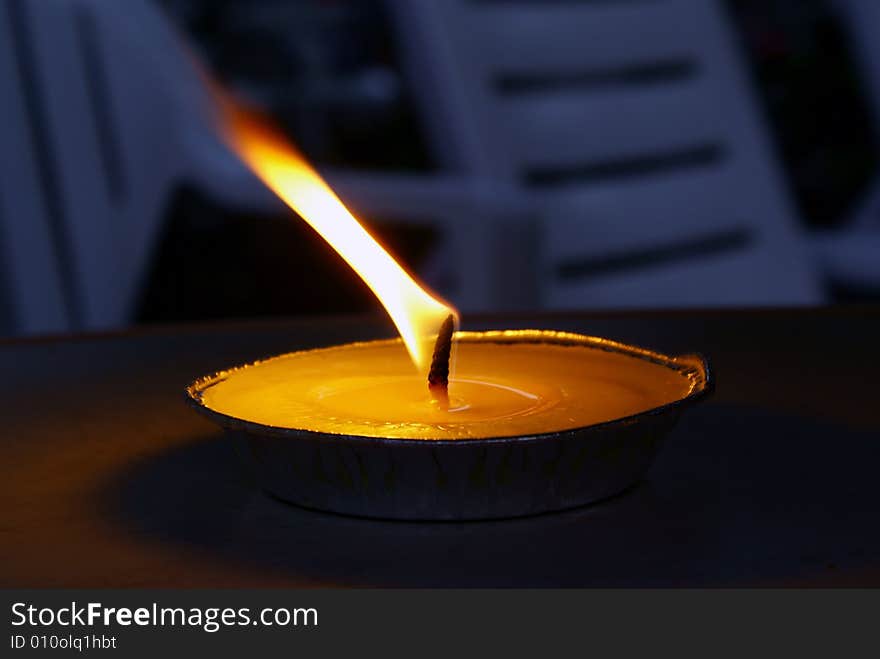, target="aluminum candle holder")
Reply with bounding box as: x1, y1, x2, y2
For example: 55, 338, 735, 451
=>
186, 332, 712, 520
